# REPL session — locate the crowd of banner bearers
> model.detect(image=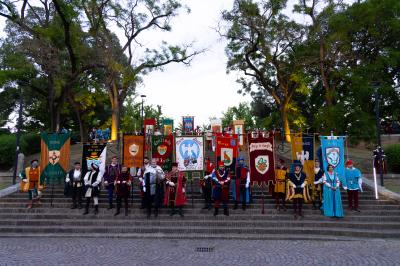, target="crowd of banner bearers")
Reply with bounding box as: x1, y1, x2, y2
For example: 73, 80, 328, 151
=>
19, 128, 364, 219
